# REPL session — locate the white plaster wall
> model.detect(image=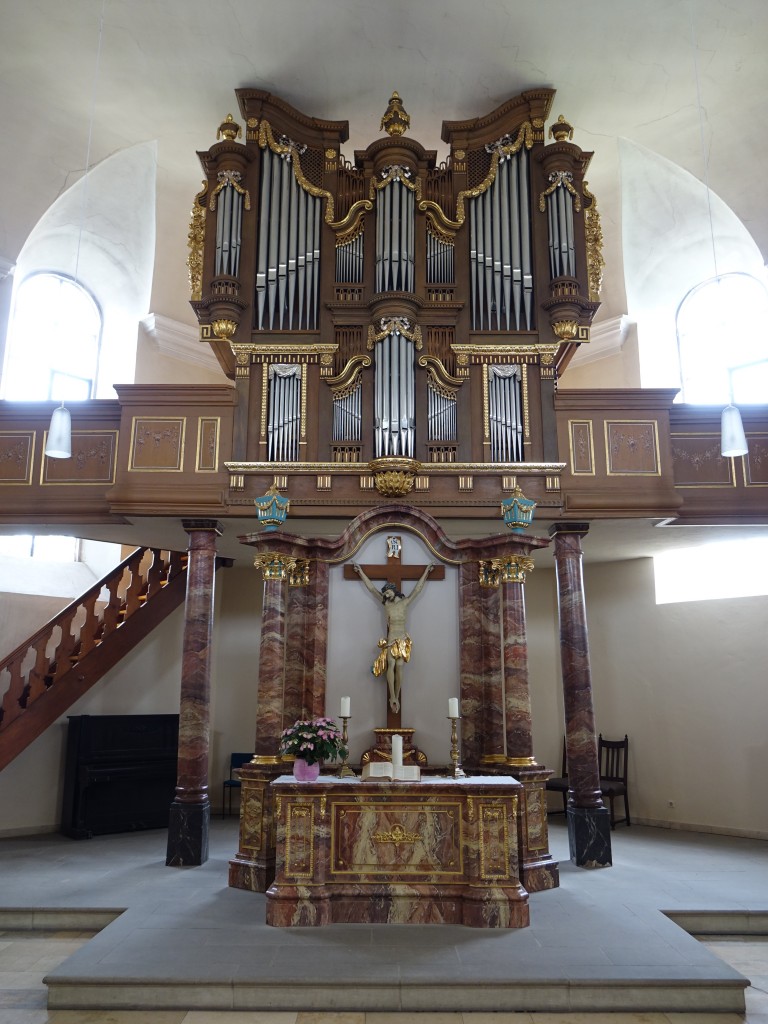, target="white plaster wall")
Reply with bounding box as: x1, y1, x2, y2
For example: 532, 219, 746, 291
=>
209, 567, 262, 792
326, 531, 459, 768
3, 550, 767, 839
584, 558, 768, 839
